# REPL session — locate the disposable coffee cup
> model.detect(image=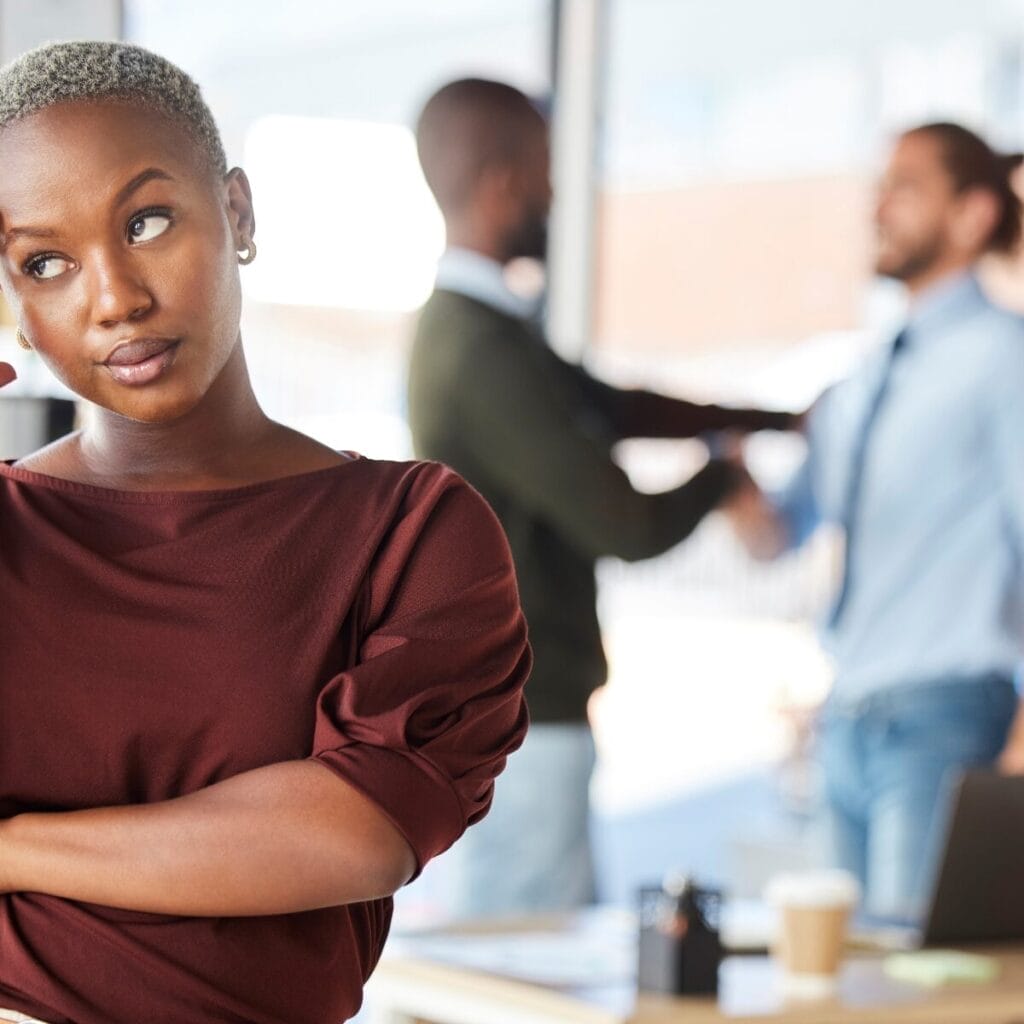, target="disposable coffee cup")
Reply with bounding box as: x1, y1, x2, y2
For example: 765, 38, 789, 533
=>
764, 870, 860, 997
